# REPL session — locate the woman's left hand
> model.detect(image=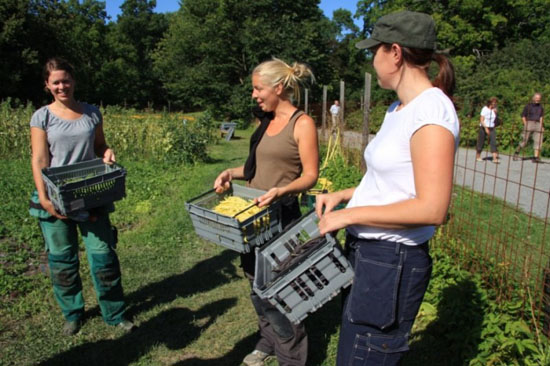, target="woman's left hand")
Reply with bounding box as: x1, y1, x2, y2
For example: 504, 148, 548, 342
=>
318, 209, 349, 236
256, 187, 281, 207
103, 148, 116, 164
